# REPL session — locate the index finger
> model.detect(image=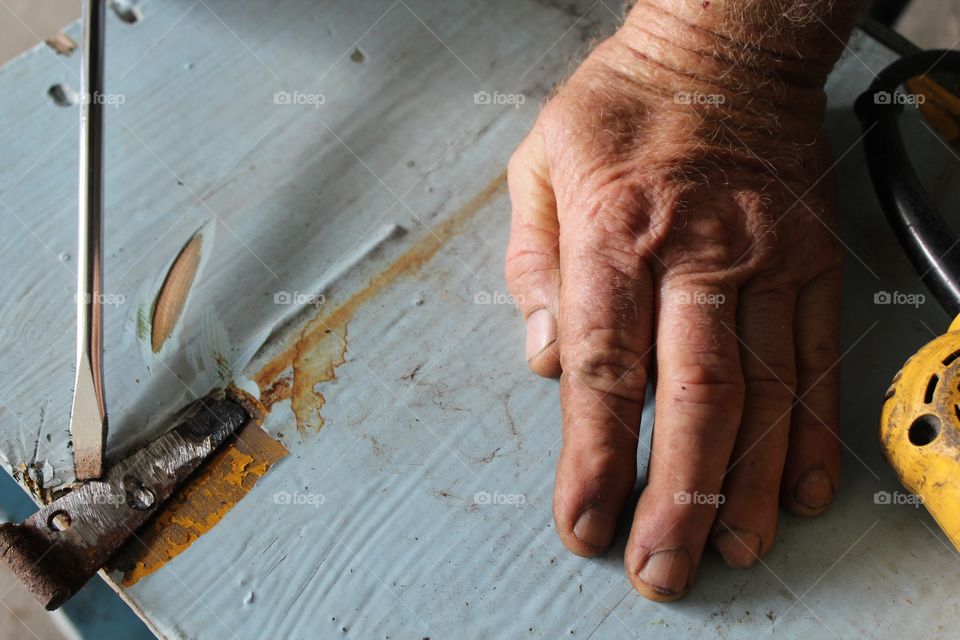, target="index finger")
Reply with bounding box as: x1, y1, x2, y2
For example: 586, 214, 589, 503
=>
553, 215, 654, 556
